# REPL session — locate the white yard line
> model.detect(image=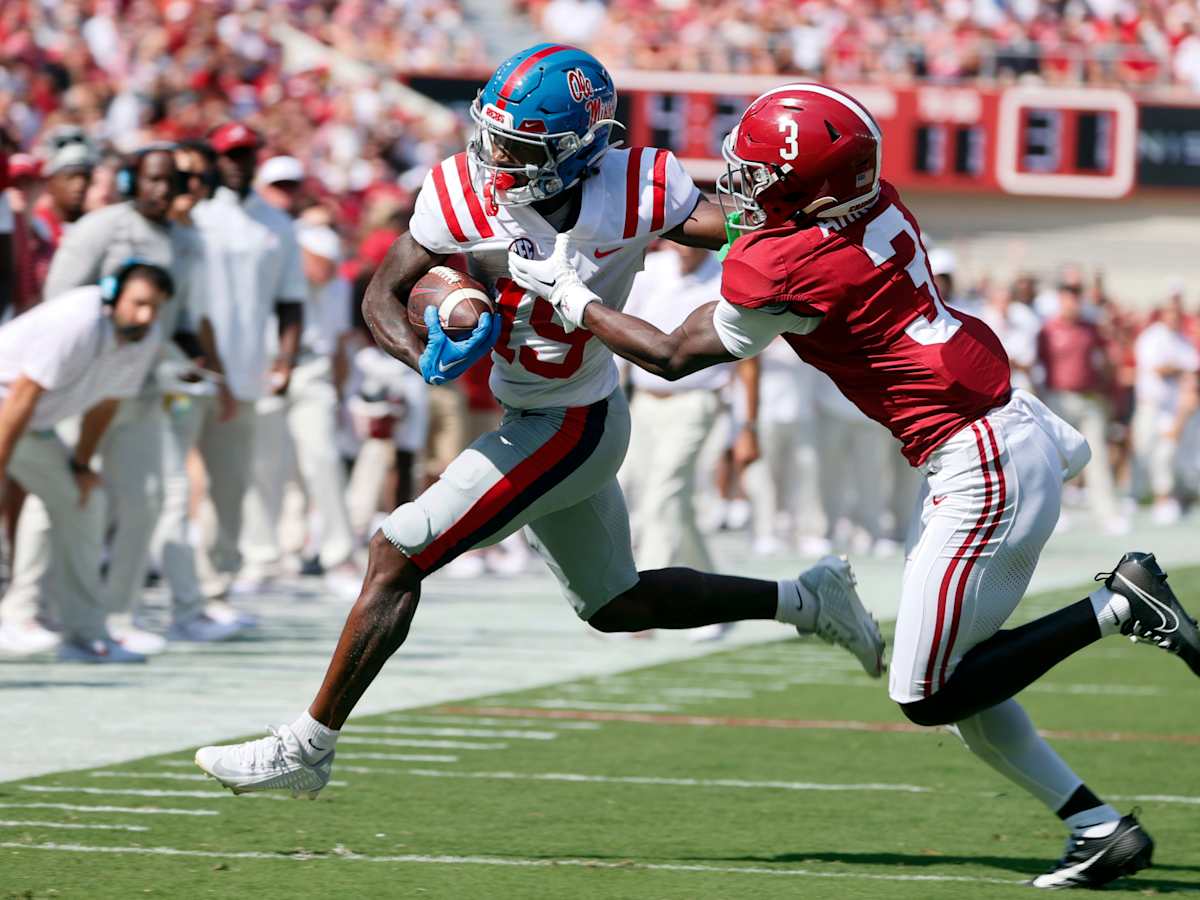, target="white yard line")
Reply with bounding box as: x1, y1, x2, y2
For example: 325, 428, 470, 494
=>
338, 737, 507, 750
0, 841, 1026, 885
525, 700, 678, 712
1110, 793, 1200, 805
88, 772, 348, 787
383, 715, 600, 731
345, 726, 559, 741
20, 786, 283, 801
336, 753, 459, 763
0, 820, 148, 832
0, 802, 217, 817
403, 770, 931, 793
